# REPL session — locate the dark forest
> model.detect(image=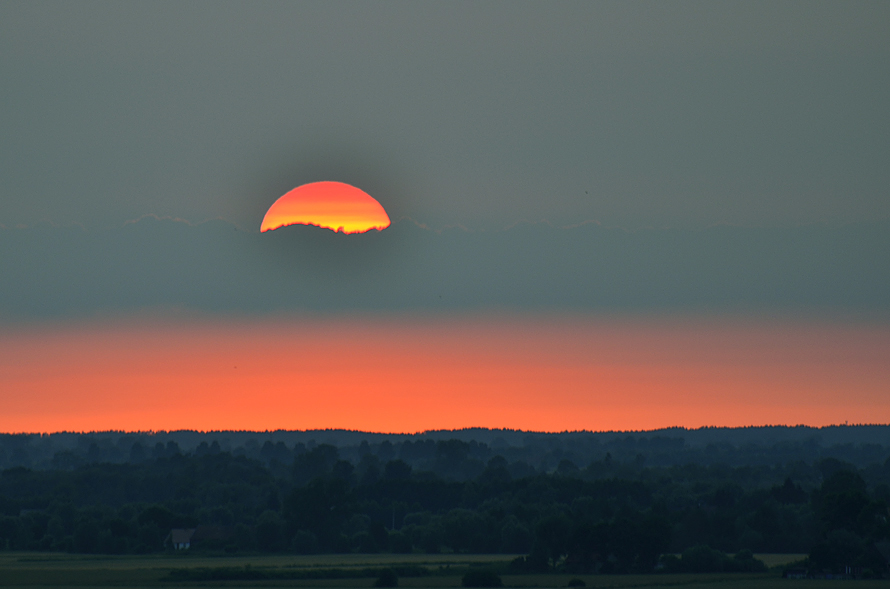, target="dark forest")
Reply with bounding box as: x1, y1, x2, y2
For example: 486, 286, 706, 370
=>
1, 426, 888, 578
